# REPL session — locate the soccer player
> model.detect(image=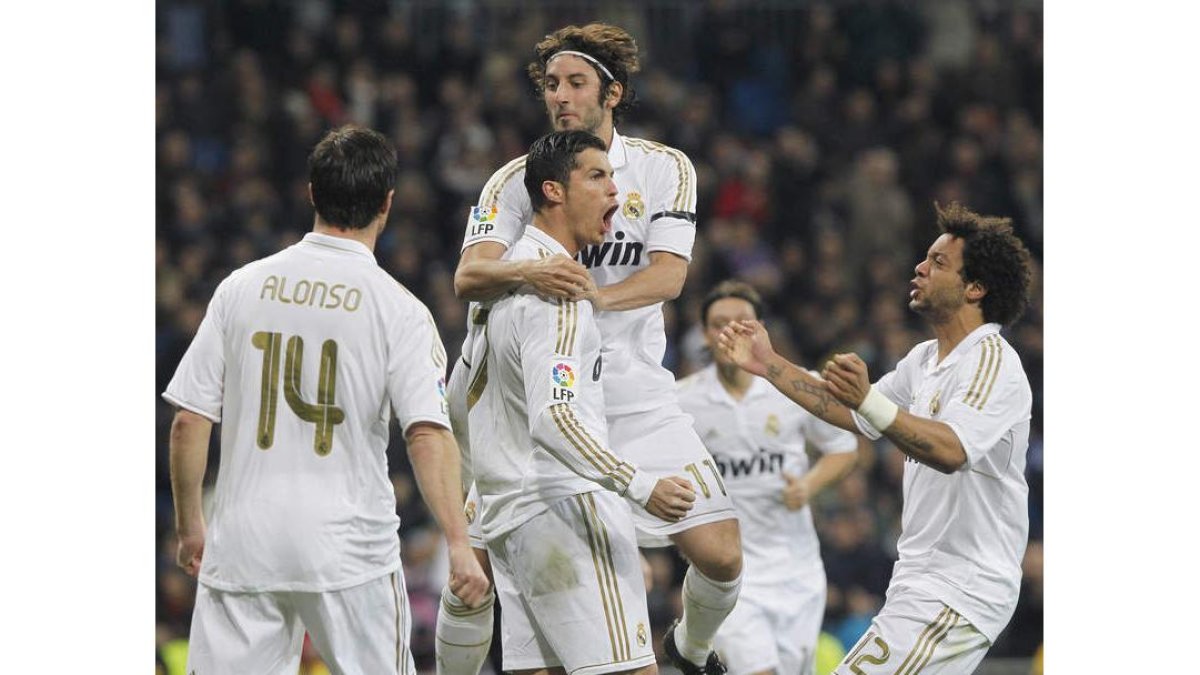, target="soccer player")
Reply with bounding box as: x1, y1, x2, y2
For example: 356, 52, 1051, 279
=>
717, 203, 1035, 674
439, 23, 741, 675
468, 129, 698, 675
164, 125, 489, 674
677, 280, 859, 675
